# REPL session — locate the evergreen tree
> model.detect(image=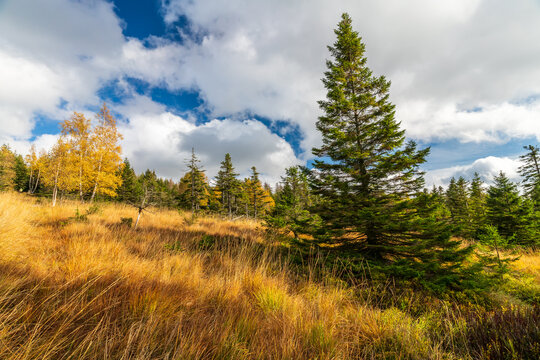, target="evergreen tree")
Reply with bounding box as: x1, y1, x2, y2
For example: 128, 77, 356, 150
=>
485, 172, 533, 245
518, 145, 540, 204
428, 185, 451, 222
116, 158, 140, 203
246, 166, 272, 218
469, 173, 487, 238
215, 153, 240, 217
13, 154, 29, 192
310, 13, 472, 290
446, 176, 471, 237
267, 166, 320, 238
183, 148, 207, 212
